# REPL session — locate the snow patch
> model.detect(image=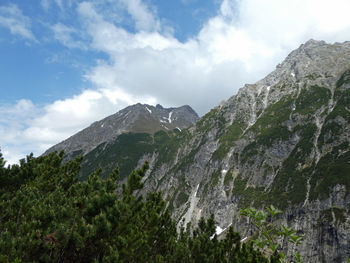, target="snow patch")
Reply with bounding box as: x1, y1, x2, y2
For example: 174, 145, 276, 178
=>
216, 226, 224, 235
168, 111, 173, 123
221, 169, 228, 176
210, 223, 232, 239
176, 127, 182, 132
101, 123, 104, 128
160, 120, 167, 123
291, 72, 295, 78
266, 85, 271, 92
145, 106, 152, 114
